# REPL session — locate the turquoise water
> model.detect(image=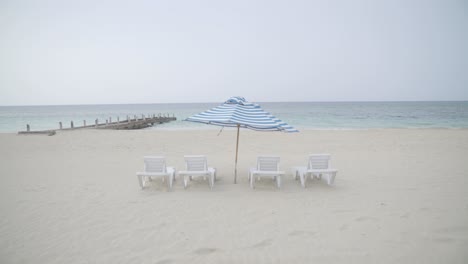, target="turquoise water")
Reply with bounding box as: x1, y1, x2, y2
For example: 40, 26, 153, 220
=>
1, 101, 468, 132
